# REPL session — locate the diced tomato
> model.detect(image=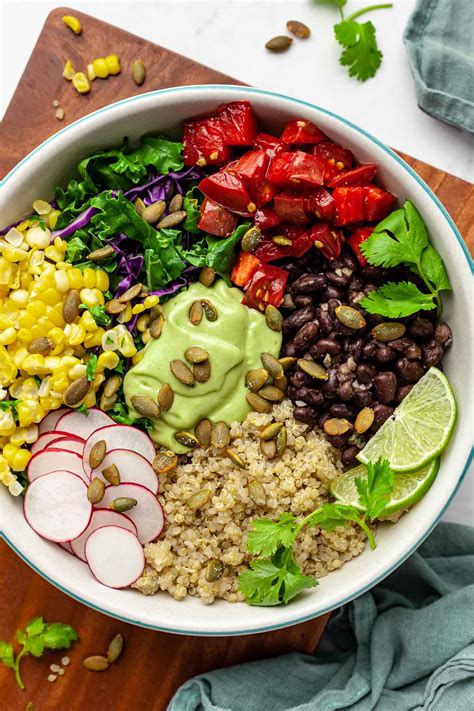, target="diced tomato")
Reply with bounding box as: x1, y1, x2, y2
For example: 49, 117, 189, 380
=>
277, 224, 307, 241
182, 117, 230, 166
199, 172, 254, 213
231, 150, 269, 194
254, 206, 281, 231
274, 192, 310, 225
217, 101, 257, 146
305, 187, 336, 222
280, 119, 327, 145
312, 142, 354, 183
231, 252, 261, 288
347, 227, 373, 267
253, 226, 310, 262
292, 230, 317, 258
312, 223, 345, 261
364, 186, 397, 222
253, 132, 288, 157
252, 180, 277, 207
242, 263, 288, 311
267, 151, 324, 189
328, 164, 377, 188
254, 237, 292, 263
198, 198, 238, 238
332, 187, 365, 225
